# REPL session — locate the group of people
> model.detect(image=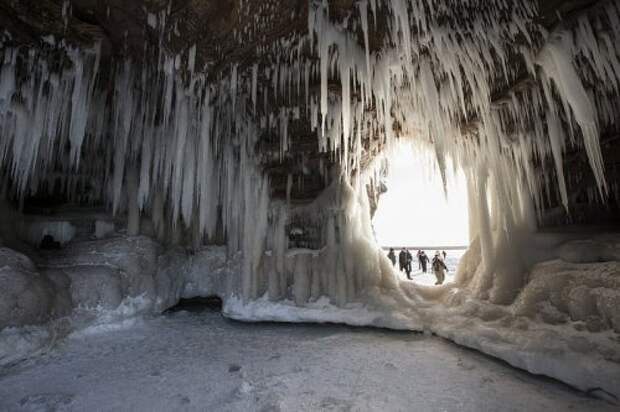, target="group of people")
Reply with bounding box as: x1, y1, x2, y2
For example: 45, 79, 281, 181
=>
387, 248, 449, 285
